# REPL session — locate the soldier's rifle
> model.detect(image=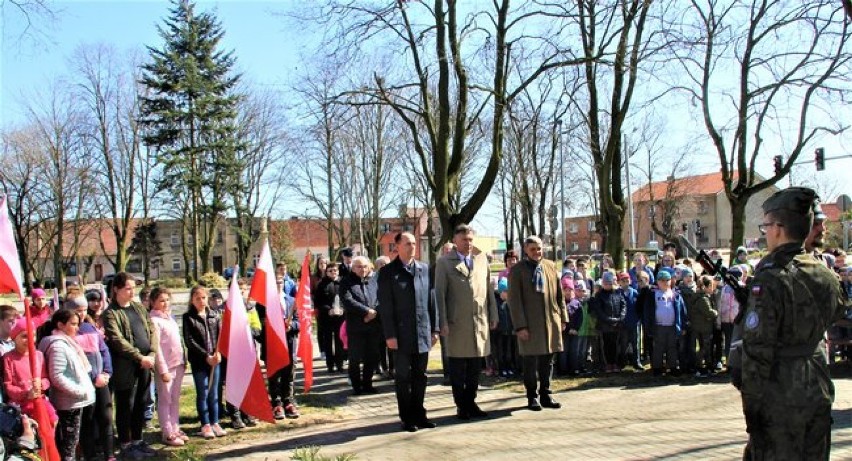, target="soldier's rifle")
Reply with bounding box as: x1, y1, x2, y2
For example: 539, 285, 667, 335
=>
677, 235, 749, 312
